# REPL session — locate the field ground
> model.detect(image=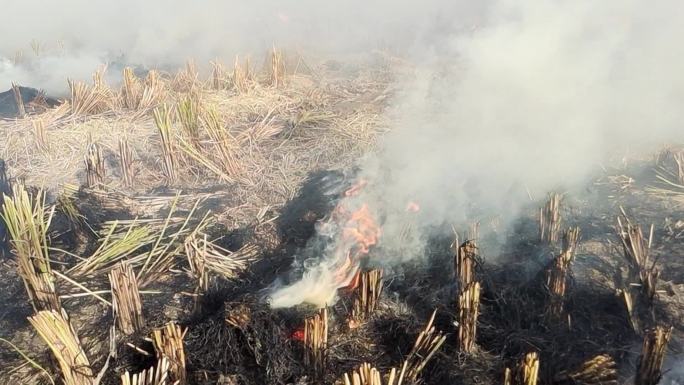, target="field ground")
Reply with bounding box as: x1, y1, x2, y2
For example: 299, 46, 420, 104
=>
0, 53, 683, 385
